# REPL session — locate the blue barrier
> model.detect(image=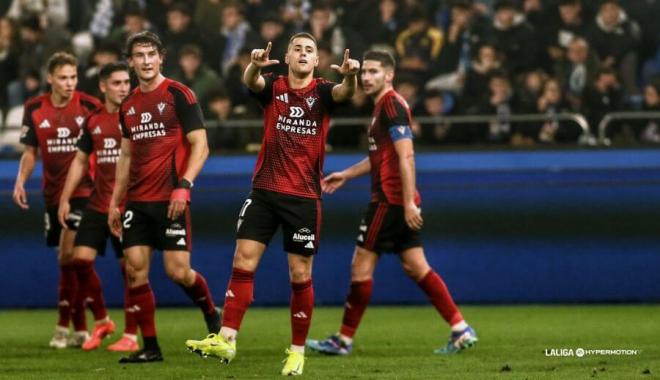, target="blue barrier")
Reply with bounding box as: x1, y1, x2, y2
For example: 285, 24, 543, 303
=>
1, 149, 659, 307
